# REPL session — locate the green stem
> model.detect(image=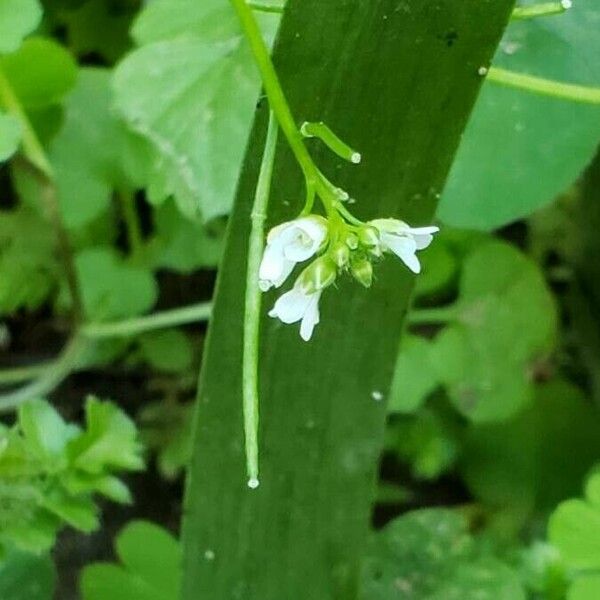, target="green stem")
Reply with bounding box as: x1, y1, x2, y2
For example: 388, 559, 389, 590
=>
243, 112, 278, 488
0, 363, 49, 385
118, 189, 143, 257
0, 68, 83, 319
229, 0, 336, 214
0, 68, 52, 178
487, 66, 600, 105
0, 335, 86, 413
81, 302, 213, 339
511, 1, 570, 20
407, 305, 459, 326
247, 0, 284, 14
301, 121, 361, 164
